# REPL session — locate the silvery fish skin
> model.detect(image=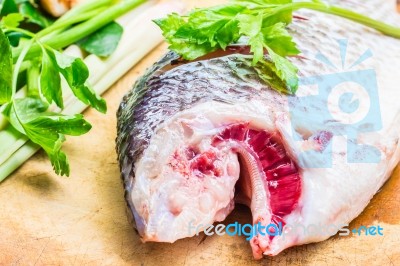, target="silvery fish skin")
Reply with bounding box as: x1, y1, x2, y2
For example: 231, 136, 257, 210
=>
116, 0, 400, 259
